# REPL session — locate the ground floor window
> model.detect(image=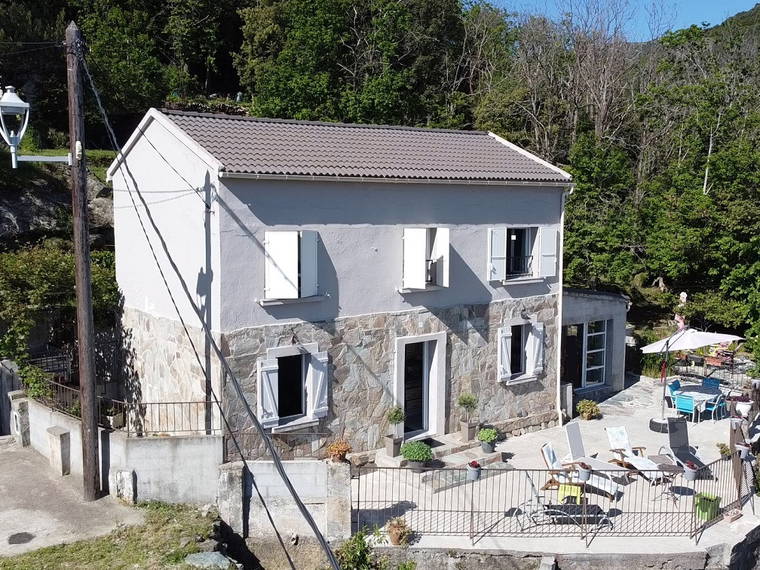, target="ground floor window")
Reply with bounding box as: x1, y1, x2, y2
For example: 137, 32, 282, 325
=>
498, 319, 545, 383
